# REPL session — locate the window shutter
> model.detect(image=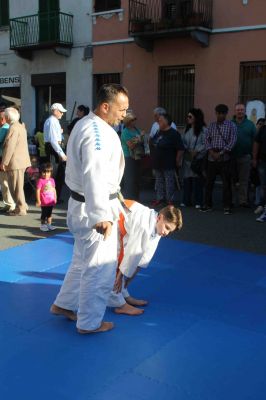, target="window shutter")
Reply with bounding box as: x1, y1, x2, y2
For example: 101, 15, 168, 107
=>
0, 0, 9, 26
